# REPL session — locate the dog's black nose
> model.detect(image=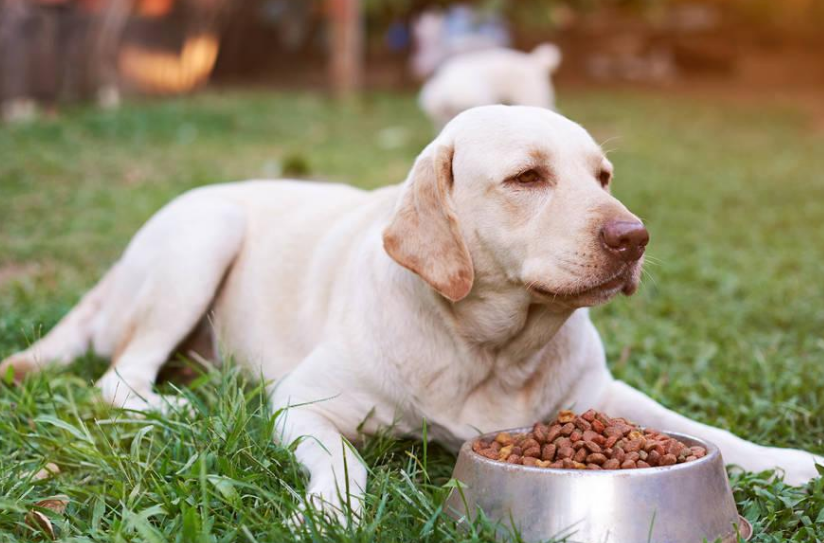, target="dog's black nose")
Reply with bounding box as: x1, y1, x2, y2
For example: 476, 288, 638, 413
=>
601, 220, 649, 262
